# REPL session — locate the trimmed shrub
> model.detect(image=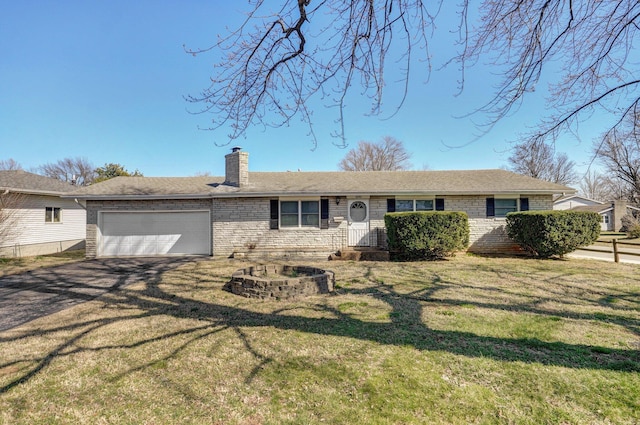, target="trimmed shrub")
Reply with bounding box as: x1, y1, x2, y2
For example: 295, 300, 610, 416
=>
621, 213, 640, 237
628, 224, 640, 239
385, 211, 469, 261
505, 210, 600, 258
